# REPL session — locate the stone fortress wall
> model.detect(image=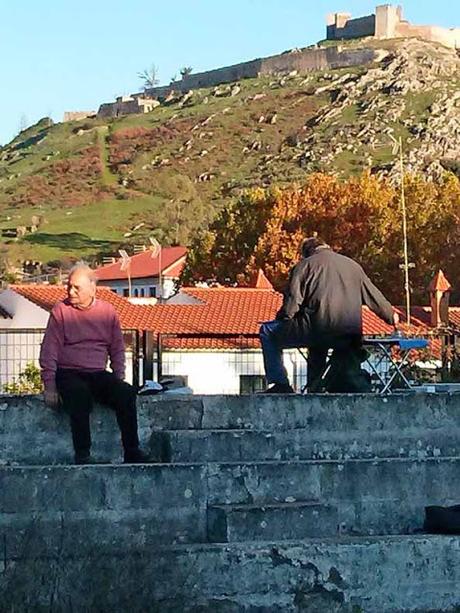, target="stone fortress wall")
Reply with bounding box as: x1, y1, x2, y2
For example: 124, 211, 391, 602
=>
63, 111, 95, 122
328, 4, 460, 49
151, 46, 377, 94
94, 4, 459, 119
98, 94, 160, 119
